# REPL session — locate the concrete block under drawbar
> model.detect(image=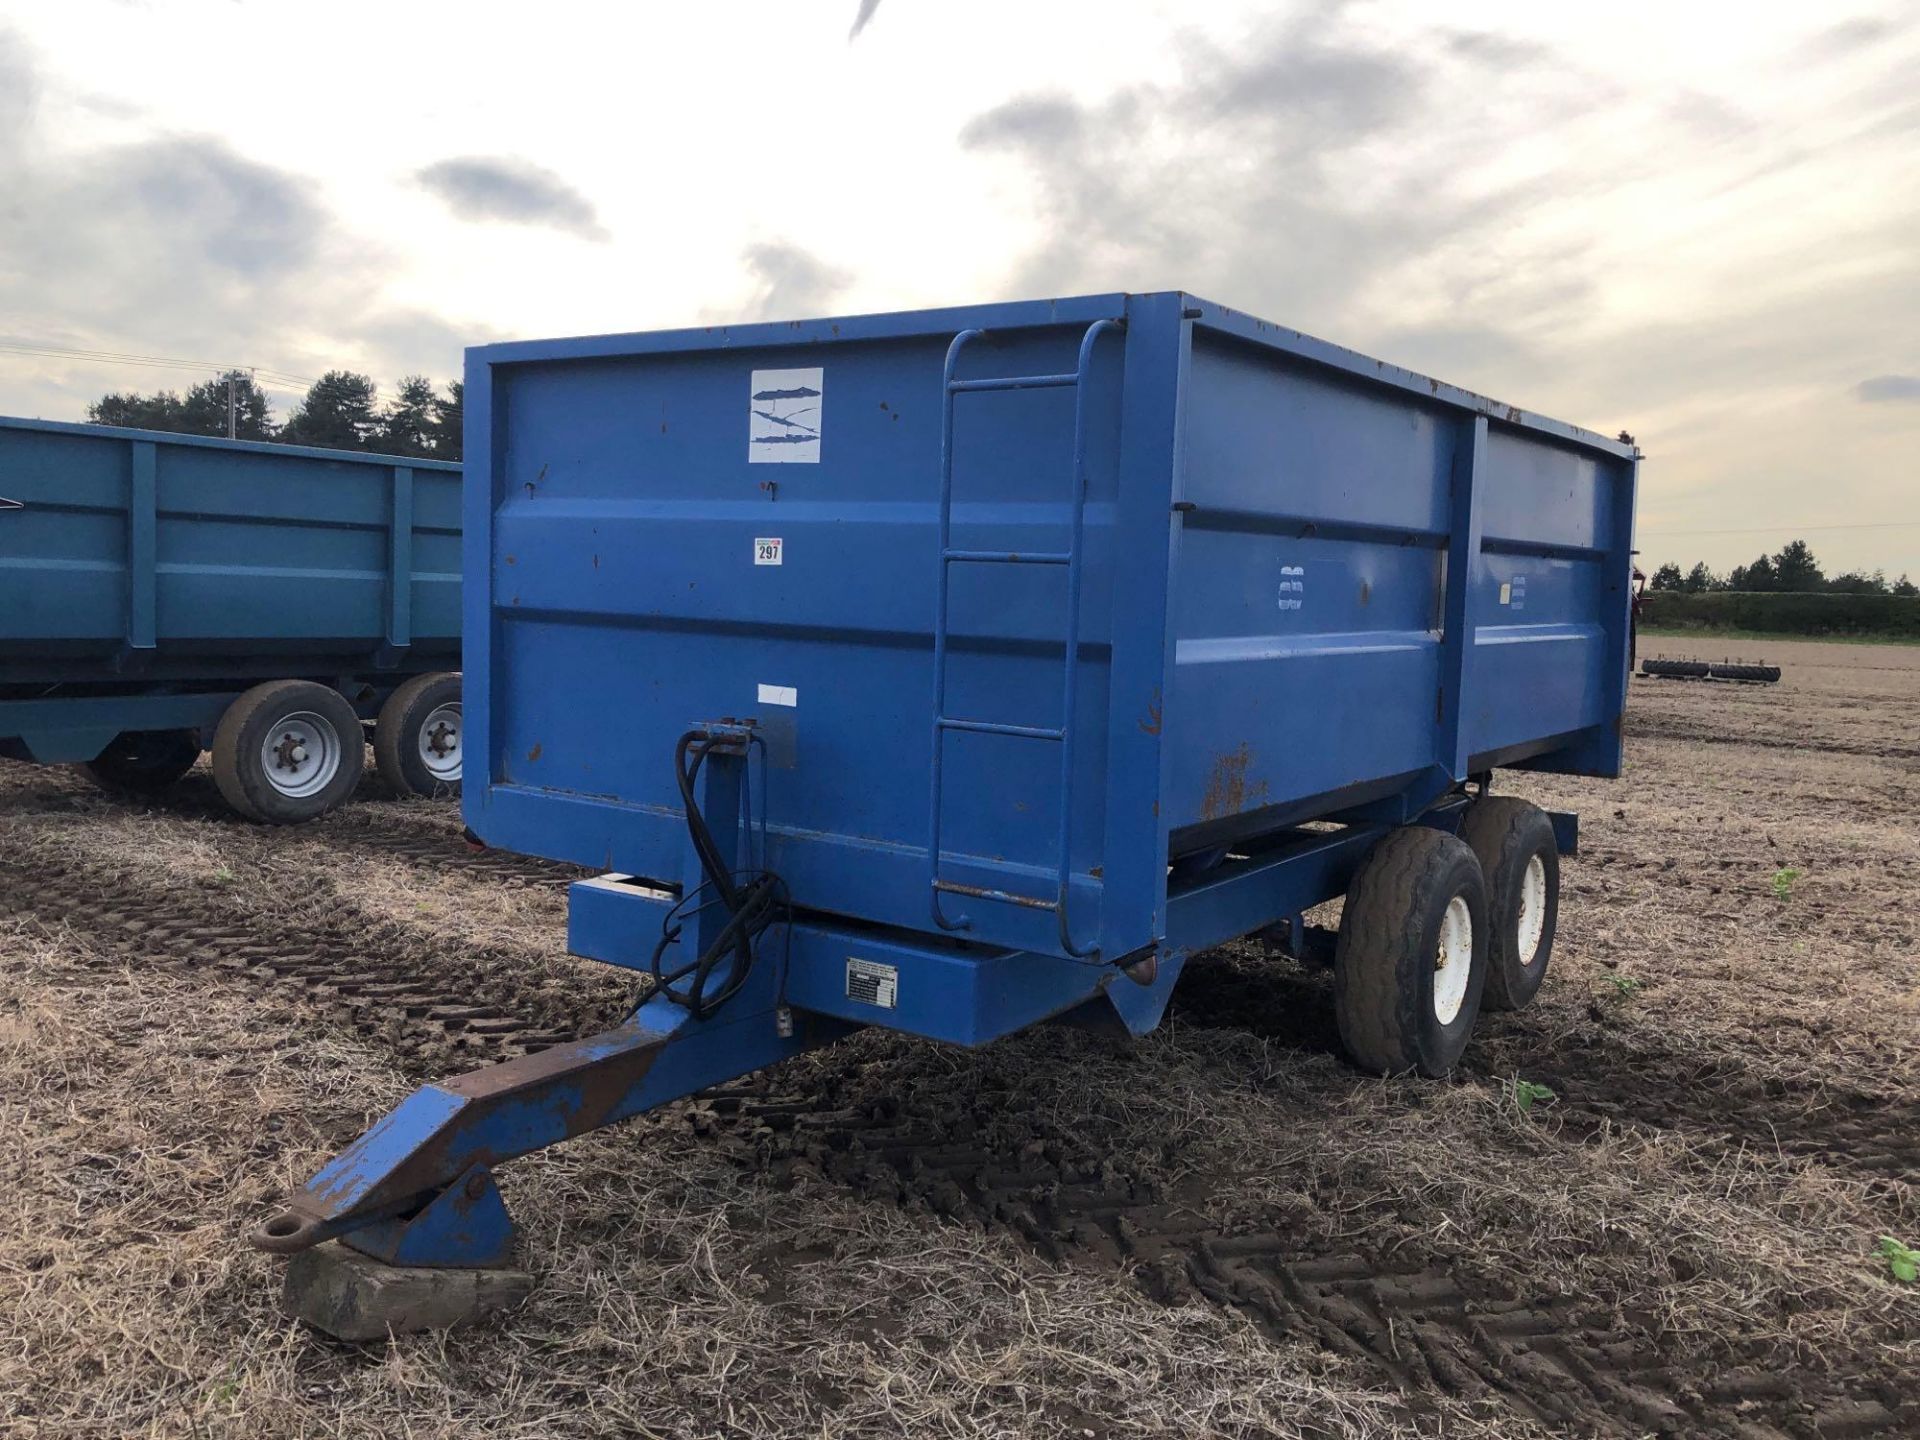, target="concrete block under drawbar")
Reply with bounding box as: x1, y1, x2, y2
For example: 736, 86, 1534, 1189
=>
282, 1241, 533, 1341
